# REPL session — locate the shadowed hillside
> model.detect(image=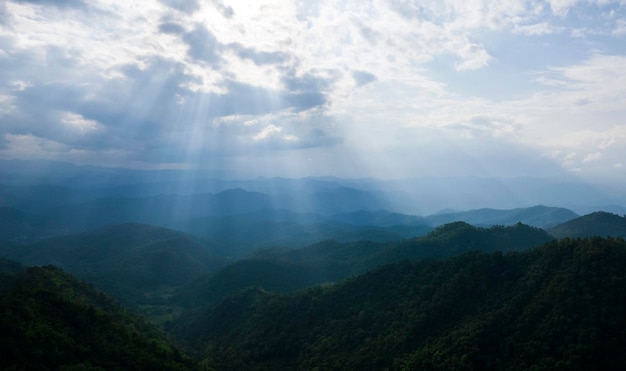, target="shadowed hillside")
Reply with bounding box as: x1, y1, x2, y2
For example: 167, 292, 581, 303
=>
0, 265, 195, 370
